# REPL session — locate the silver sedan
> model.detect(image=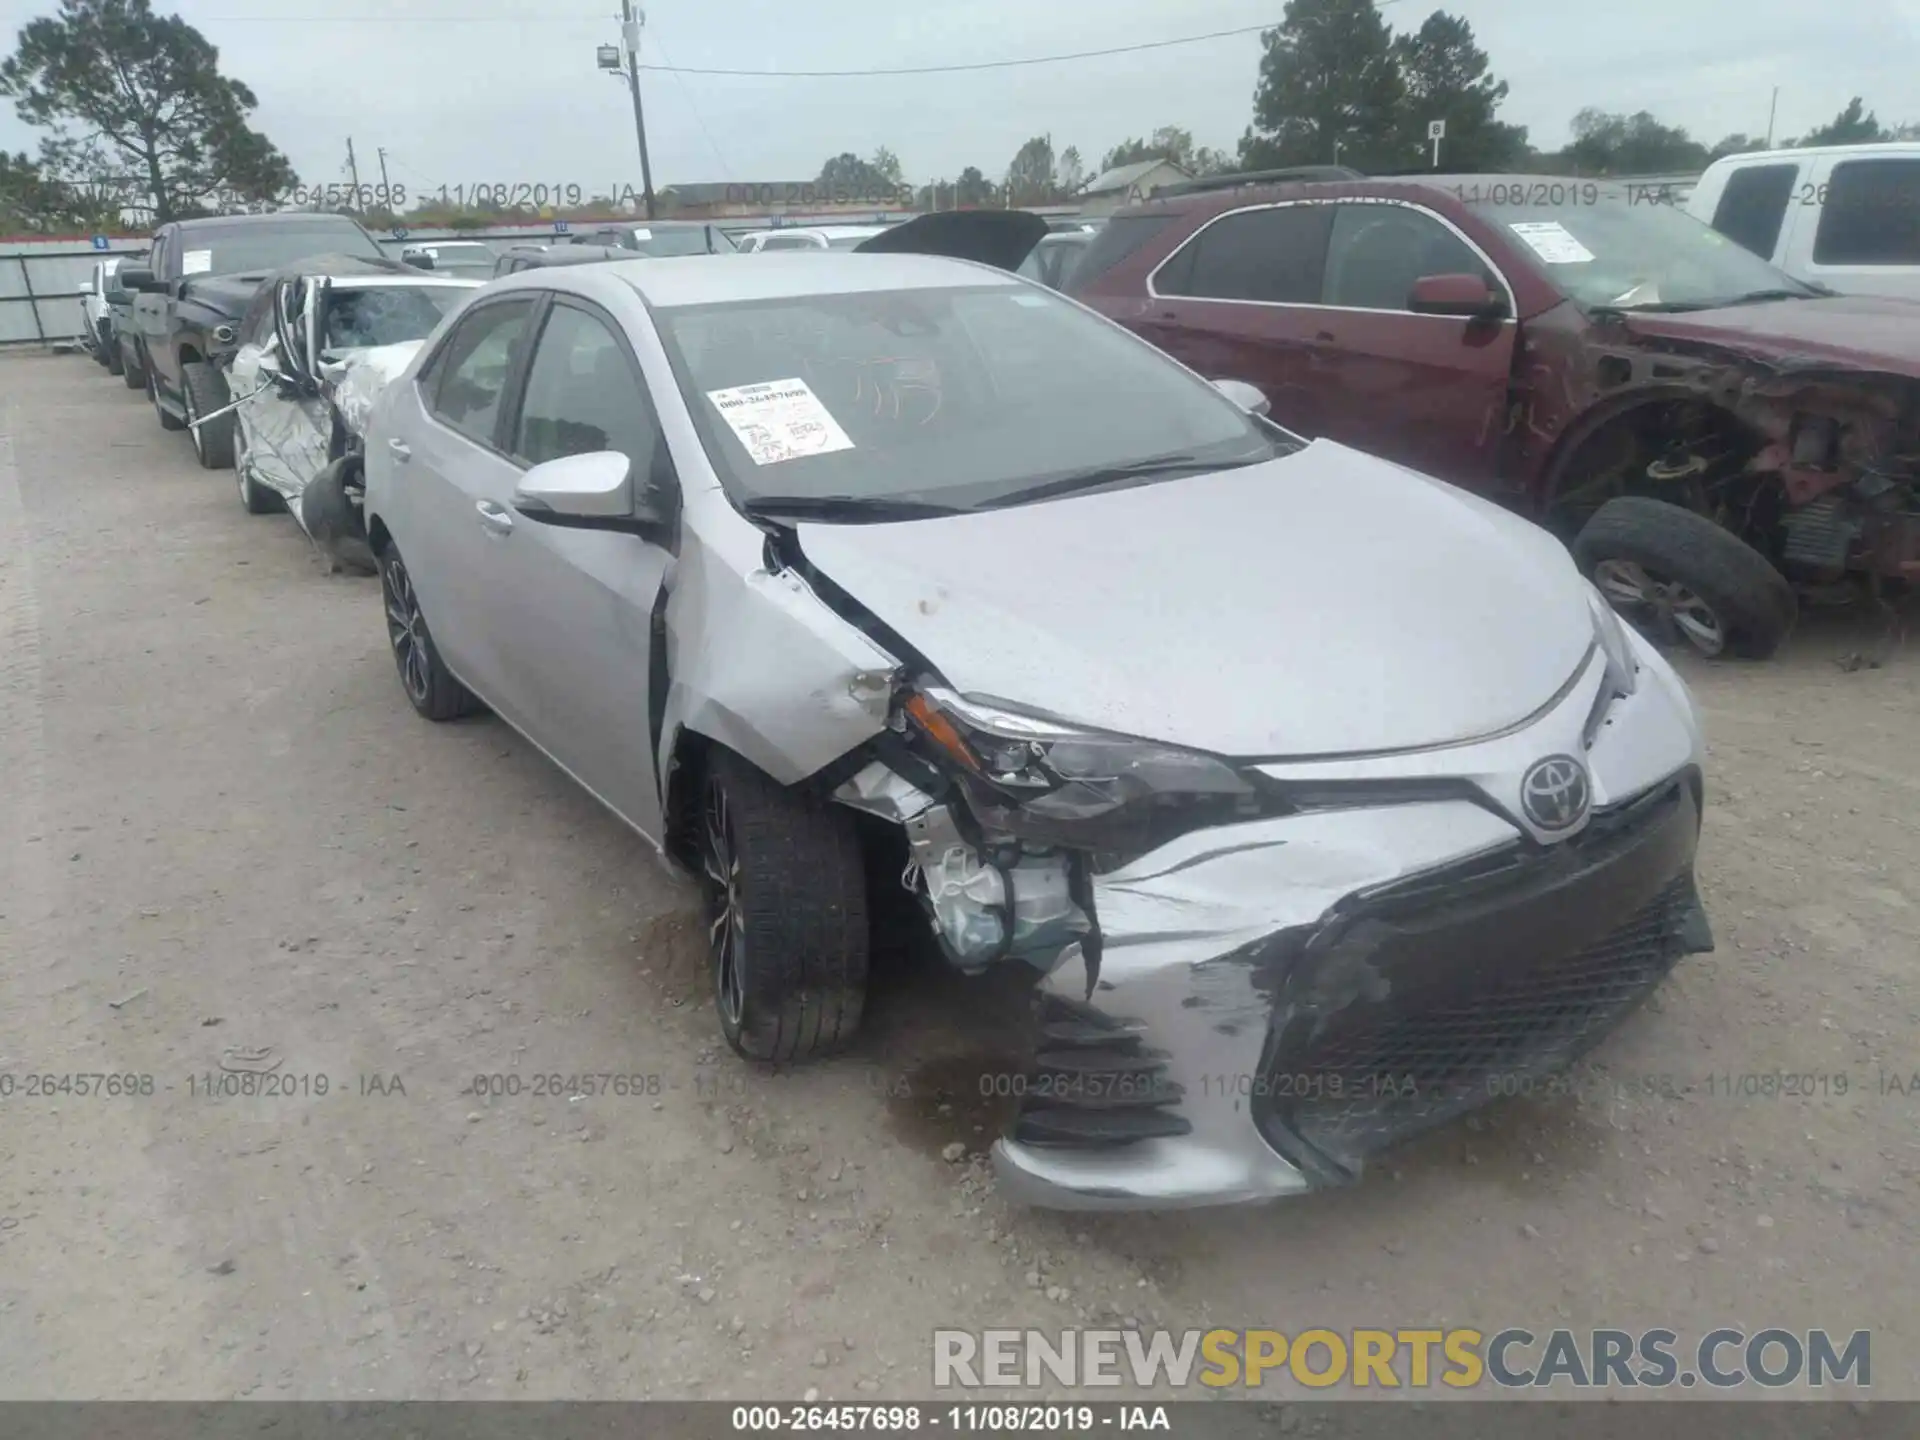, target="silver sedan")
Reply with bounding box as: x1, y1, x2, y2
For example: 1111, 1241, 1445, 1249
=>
362, 252, 1714, 1210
